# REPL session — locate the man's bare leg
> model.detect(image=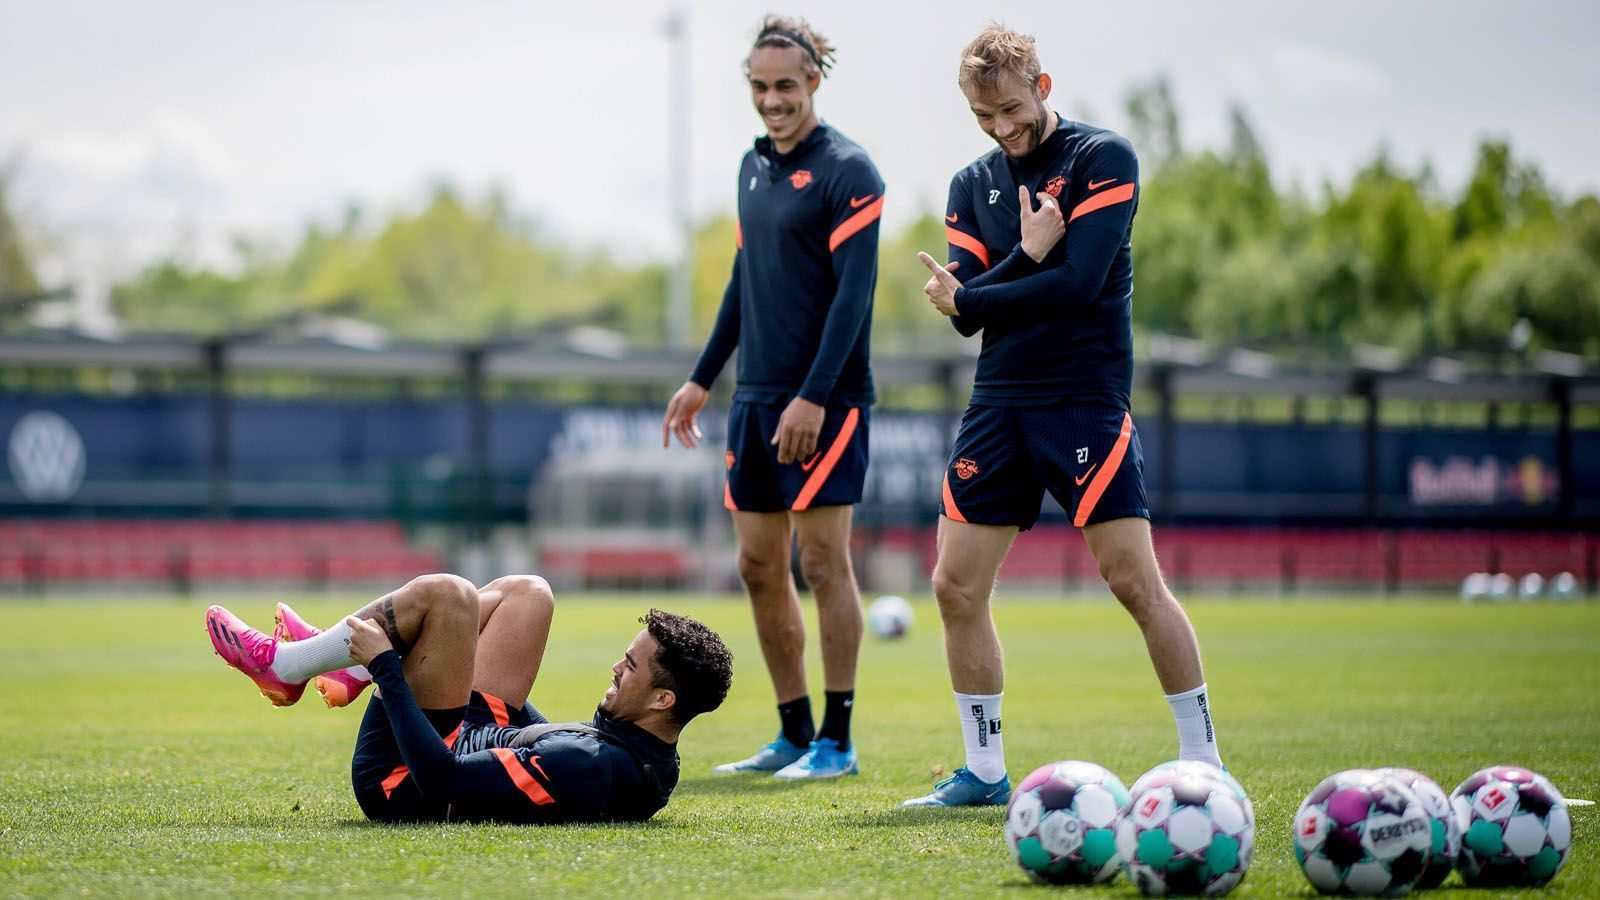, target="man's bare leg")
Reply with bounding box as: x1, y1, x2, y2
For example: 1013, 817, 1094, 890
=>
732, 510, 807, 705
471, 574, 556, 707
901, 516, 1017, 805
711, 510, 814, 772
1082, 517, 1219, 766
791, 504, 861, 752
